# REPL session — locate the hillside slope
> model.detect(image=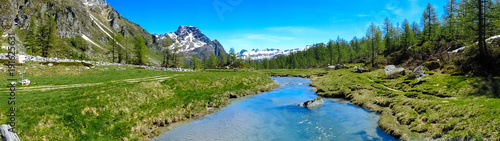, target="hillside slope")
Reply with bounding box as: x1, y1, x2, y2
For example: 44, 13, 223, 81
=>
0, 0, 171, 65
